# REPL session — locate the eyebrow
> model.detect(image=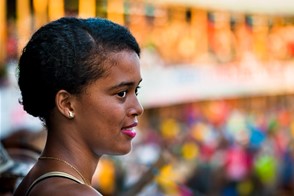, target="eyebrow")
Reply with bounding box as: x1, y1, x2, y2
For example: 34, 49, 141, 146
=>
109, 79, 142, 91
